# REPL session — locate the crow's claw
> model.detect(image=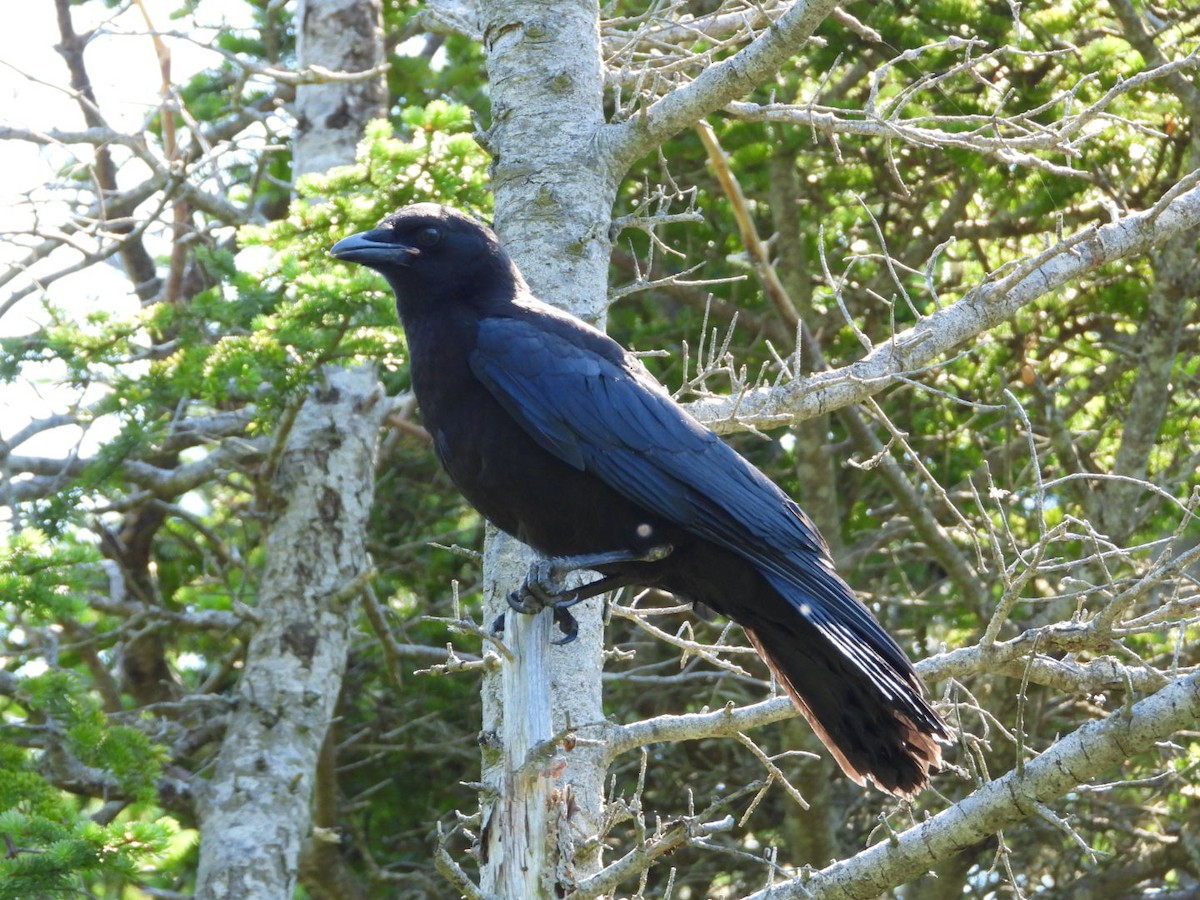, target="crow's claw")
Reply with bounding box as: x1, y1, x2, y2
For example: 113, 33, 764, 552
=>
507, 565, 580, 643
505, 546, 673, 647
524, 557, 573, 607
507, 582, 569, 617
506, 587, 535, 615
551, 604, 579, 645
